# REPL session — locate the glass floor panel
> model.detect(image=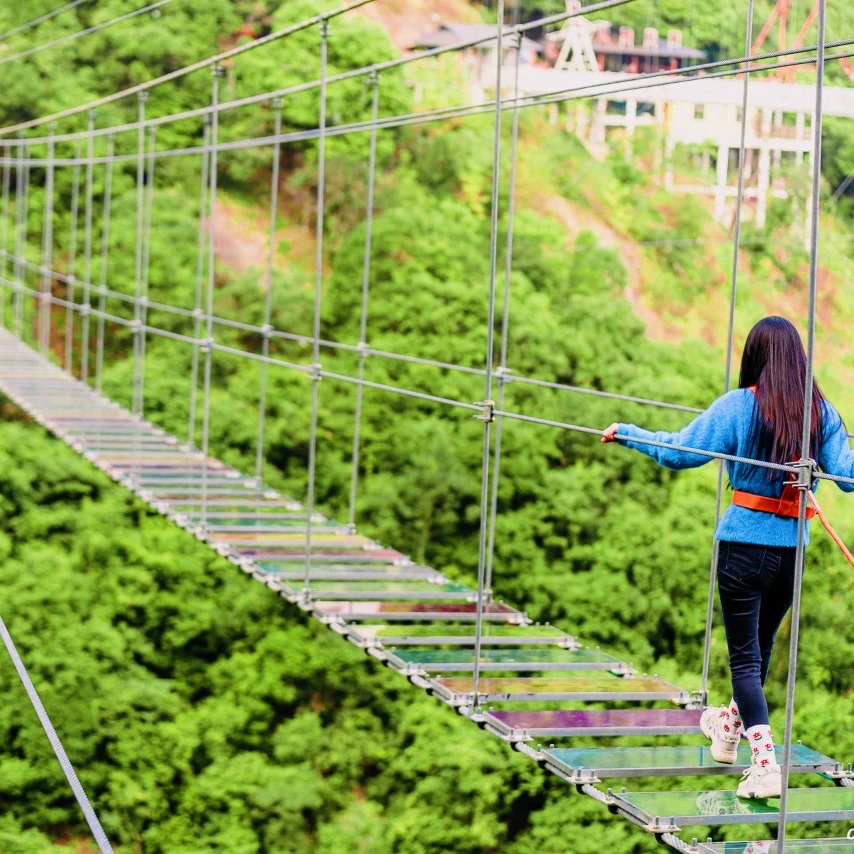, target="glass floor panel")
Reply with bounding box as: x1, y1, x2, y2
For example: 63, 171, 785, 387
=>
238, 551, 407, 563
543, 744, 837, 779
698, 840, 854, 853
314, 601, 522, 621
433, 675, 687, 702
483, 707, 702, 737
303, 581, 472, 599
391, 646, 622, 672
612, 786, 854, 828
350, 623, 576, 645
